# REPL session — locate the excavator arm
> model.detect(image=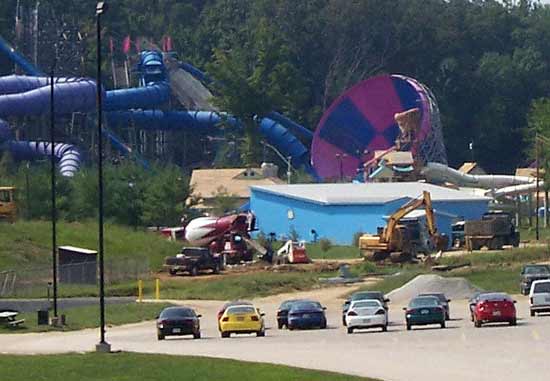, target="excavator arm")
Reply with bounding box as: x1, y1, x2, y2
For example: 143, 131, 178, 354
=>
382, 191, 432, 242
